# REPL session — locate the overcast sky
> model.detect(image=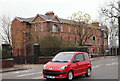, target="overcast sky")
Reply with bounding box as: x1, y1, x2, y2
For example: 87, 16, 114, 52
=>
0, 0, 118, 45
0, 0, 113, 20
